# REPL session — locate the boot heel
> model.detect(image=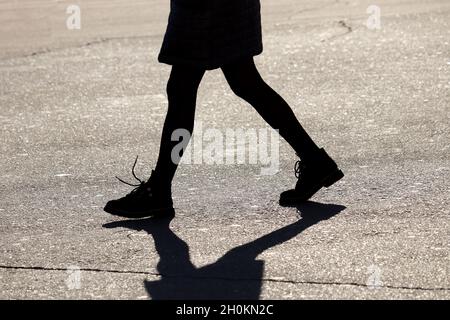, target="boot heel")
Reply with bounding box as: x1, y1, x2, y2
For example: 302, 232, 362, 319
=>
323, 169, 344, 188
